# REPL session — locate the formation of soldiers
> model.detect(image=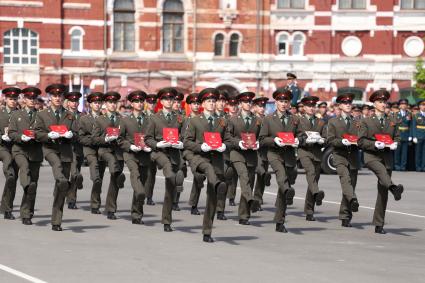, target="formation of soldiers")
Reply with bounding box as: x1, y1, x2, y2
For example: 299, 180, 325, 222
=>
0, 82, 424, 243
